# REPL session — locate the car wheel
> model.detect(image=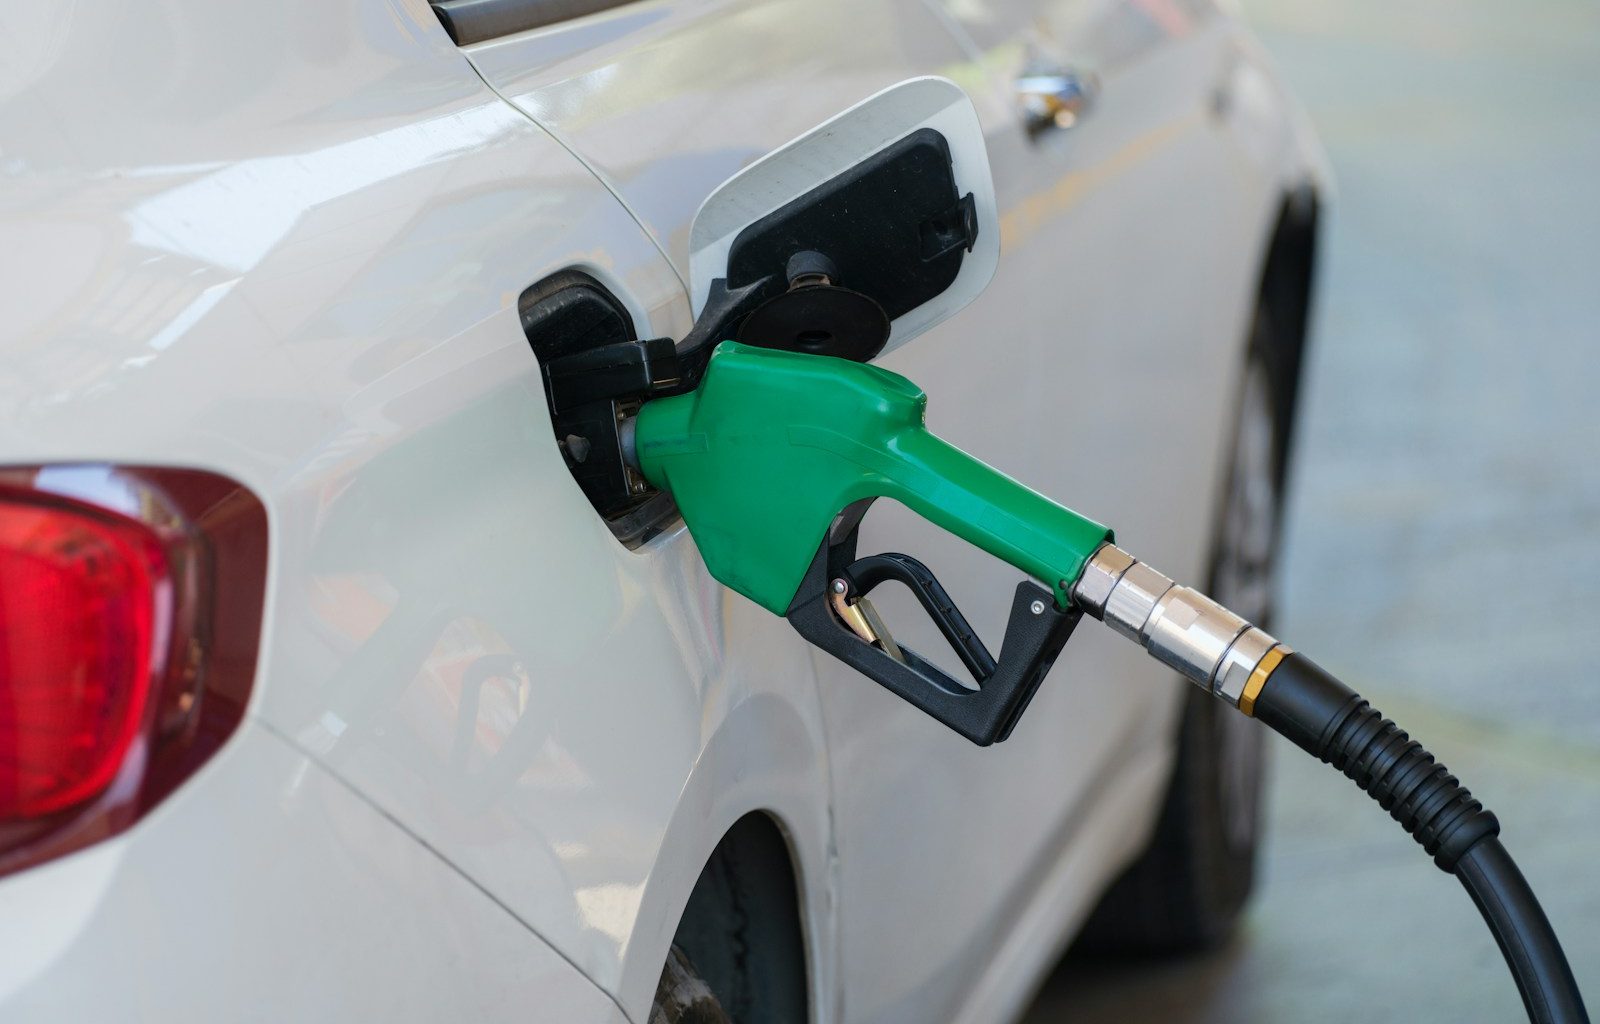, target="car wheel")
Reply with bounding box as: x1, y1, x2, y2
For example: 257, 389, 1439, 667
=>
649, 946, 732, 1024
1075, 309, 1290, 952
